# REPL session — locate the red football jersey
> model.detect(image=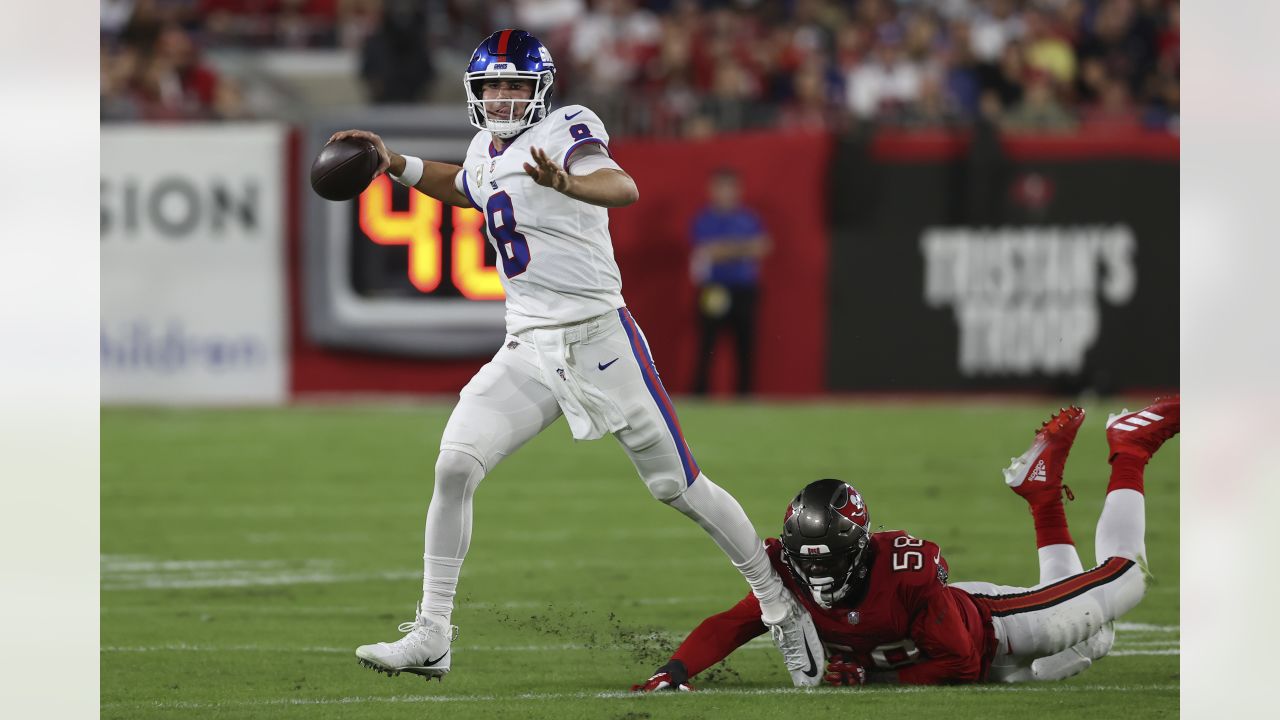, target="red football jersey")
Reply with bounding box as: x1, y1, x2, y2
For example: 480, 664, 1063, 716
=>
671, 532, 998, 684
